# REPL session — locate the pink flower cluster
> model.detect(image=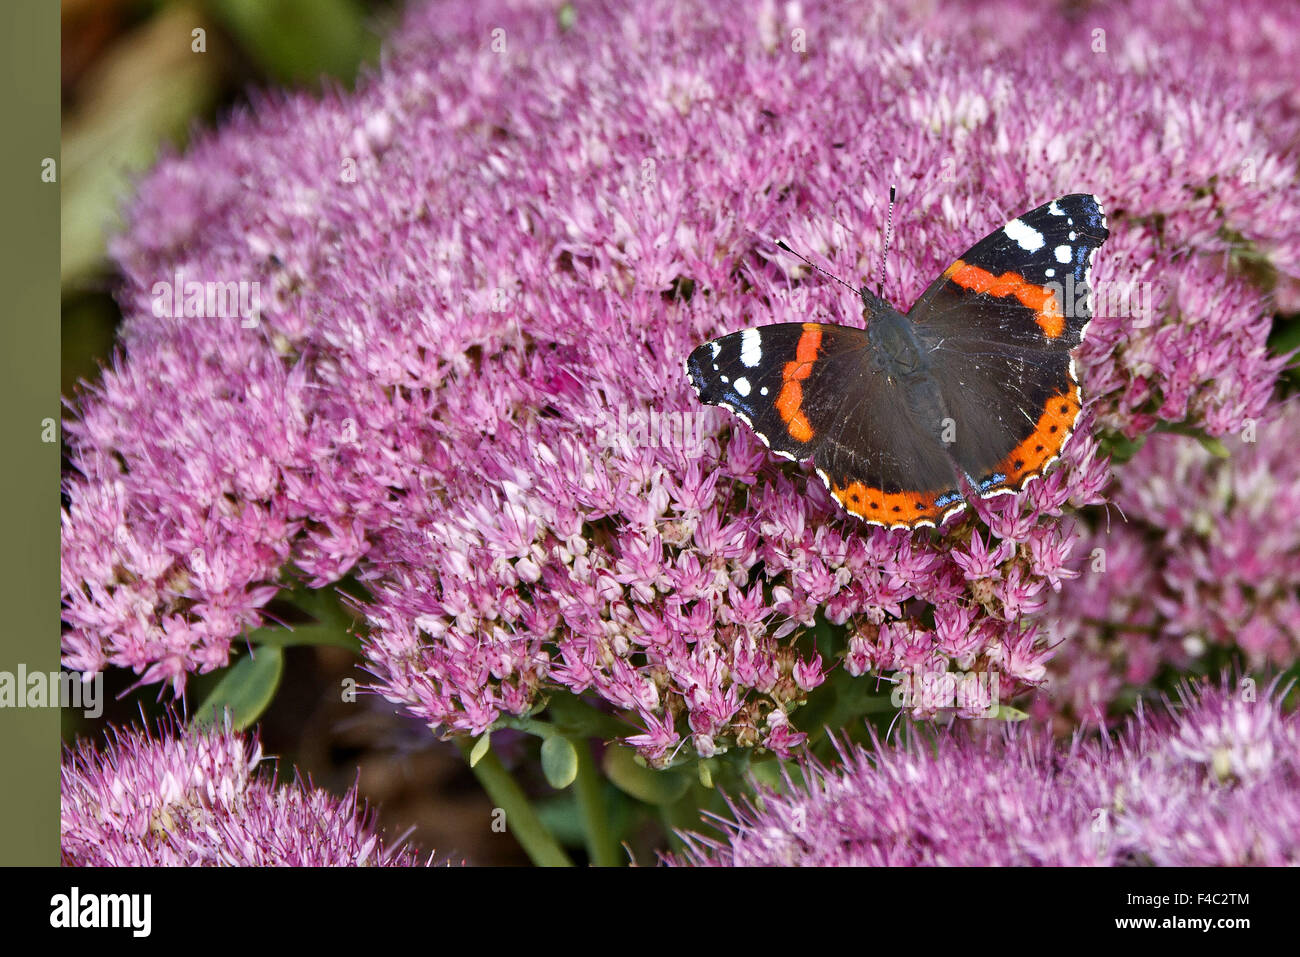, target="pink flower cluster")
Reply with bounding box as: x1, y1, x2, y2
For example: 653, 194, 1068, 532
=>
930, 0, 1300, 157
1042, 402, 1300, 724
676, 679, 1300, 866
61, 718, 424, 866
61, 0, 1297, 758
